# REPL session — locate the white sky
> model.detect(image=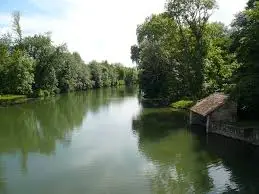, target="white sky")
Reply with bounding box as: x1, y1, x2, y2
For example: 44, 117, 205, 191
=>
0, 0, 247, 66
